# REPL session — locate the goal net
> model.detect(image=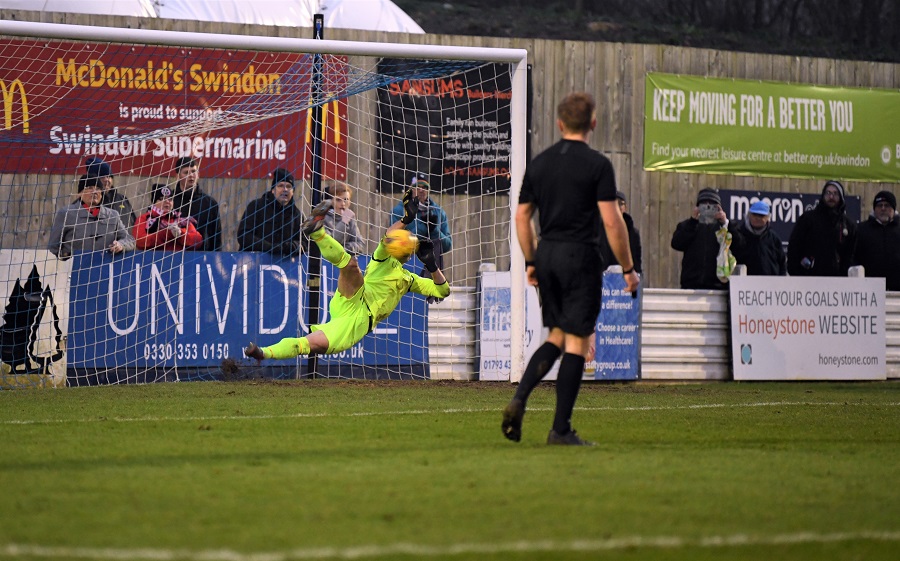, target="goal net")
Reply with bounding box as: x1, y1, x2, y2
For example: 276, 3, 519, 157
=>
0, 20, 527, 387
